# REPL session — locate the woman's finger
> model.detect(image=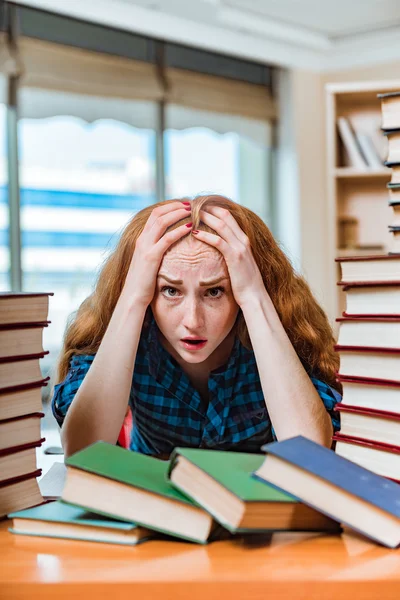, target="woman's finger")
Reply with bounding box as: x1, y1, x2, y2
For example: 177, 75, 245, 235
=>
201, 206, 248, 245
191, 228, 231, 256
146, 207, 191, 243
199, 209, 242, 249
144, 201, 190, 231
155, 222, 193, 254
